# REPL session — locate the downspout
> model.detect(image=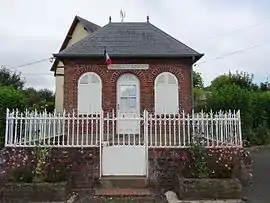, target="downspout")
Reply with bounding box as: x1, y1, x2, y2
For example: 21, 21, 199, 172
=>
191, 56, 195, 110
